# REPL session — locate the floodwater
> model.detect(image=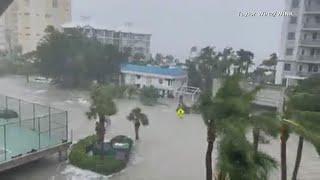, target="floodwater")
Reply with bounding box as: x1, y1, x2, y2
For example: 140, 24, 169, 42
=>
0, 75, 318, 180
